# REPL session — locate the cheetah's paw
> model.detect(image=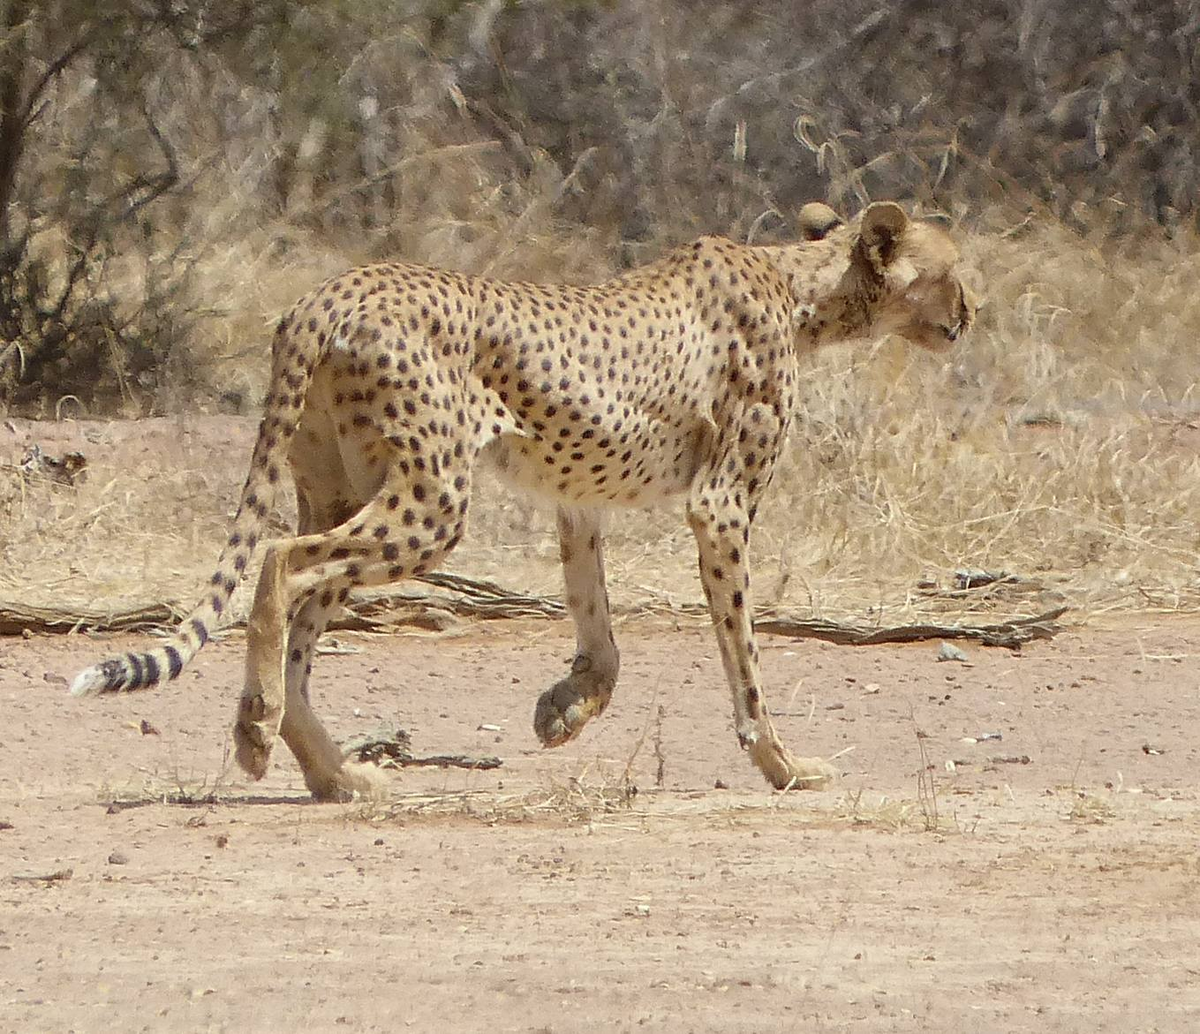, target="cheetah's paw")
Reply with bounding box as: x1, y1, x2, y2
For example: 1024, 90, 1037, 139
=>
233, 692, 282, 781
752, 741, 839, 791
305, 760, 386, 804
533, 655, 617, 748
